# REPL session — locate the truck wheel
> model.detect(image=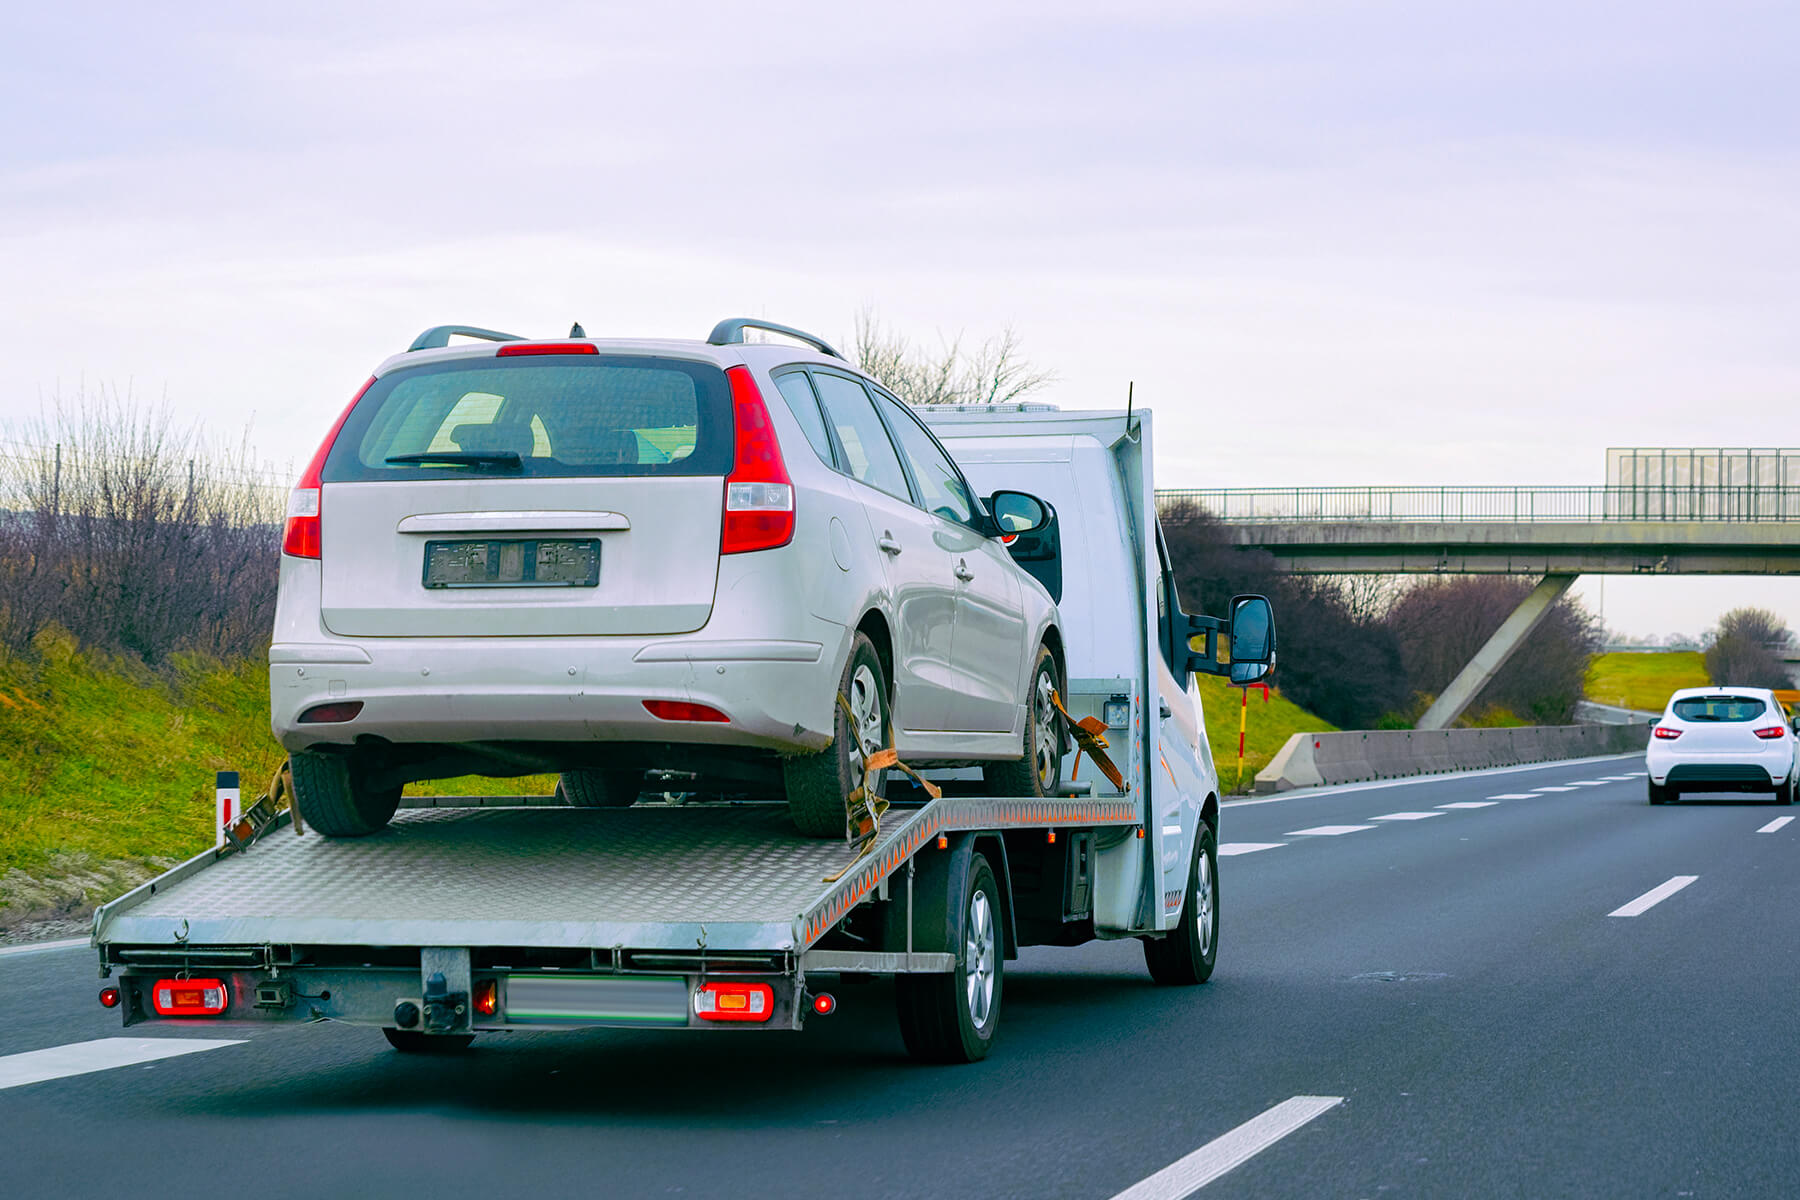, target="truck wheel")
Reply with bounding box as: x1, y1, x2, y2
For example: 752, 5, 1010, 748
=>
290, 751, 401, 837
784, 633, 889, 838
1647, 780, 1668, 805
557, 769, 642, 808
983, 645, 1062, 798
383, 1029, 474, 1053
896, 853, 1003, 1063
1144, 826, 1219, 986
